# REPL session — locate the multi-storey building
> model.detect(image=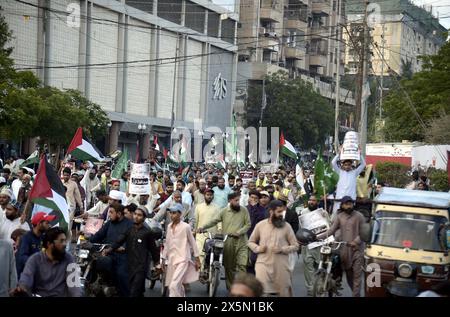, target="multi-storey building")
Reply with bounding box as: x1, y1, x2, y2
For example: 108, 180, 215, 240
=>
4, 0, 239, 157
235, 0, 354, 127
344, 0, 447, 76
